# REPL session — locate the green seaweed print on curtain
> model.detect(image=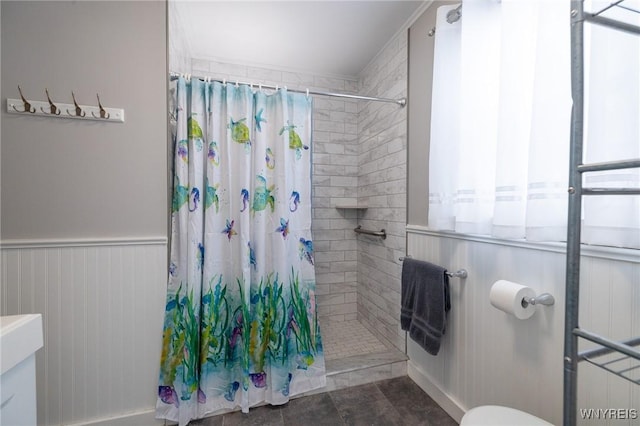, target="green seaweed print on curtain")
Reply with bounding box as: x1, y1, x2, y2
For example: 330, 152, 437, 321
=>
157, 77, 324, 426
